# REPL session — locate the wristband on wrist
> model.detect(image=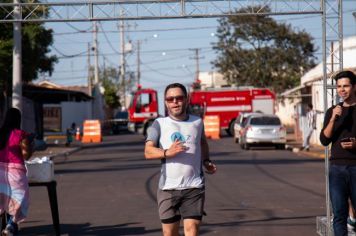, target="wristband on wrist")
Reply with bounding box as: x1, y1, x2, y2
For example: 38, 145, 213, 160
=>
163, 149, 168, 158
